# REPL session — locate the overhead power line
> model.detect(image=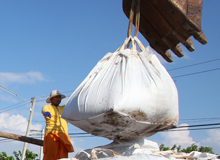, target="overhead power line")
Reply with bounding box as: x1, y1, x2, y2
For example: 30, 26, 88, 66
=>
1, 122, 27, 130
162, 123, 220, 132
0, 101, 27, 111
179, 117, 220, 123
69, 135, 95, 138
1, 123, 220, 142
167, 126, 220, 132
69, 133, 89, 135
0, 85, 31, 107
180, 117, 220, 121
0, 103, 28, 114
177, 123, 220, 128
172, 67, 220, 78
168, 58, 220, 71
0, 138, 15, 143
35, 90, 74, 99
